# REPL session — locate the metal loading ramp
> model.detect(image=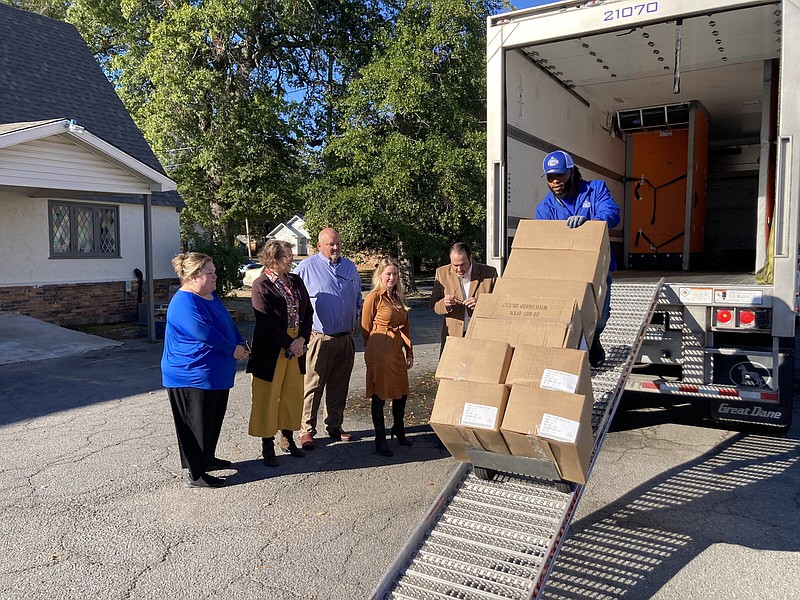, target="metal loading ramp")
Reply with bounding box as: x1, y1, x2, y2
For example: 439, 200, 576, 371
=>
370, 280, 664, 600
